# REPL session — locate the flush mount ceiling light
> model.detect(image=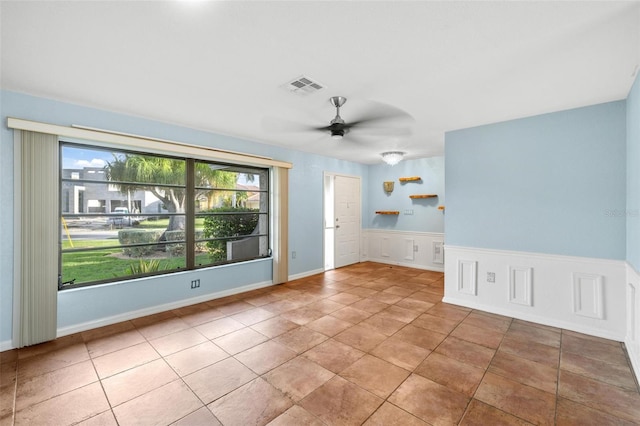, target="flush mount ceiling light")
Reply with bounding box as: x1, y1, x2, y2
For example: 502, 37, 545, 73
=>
381, 151, 404, 166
